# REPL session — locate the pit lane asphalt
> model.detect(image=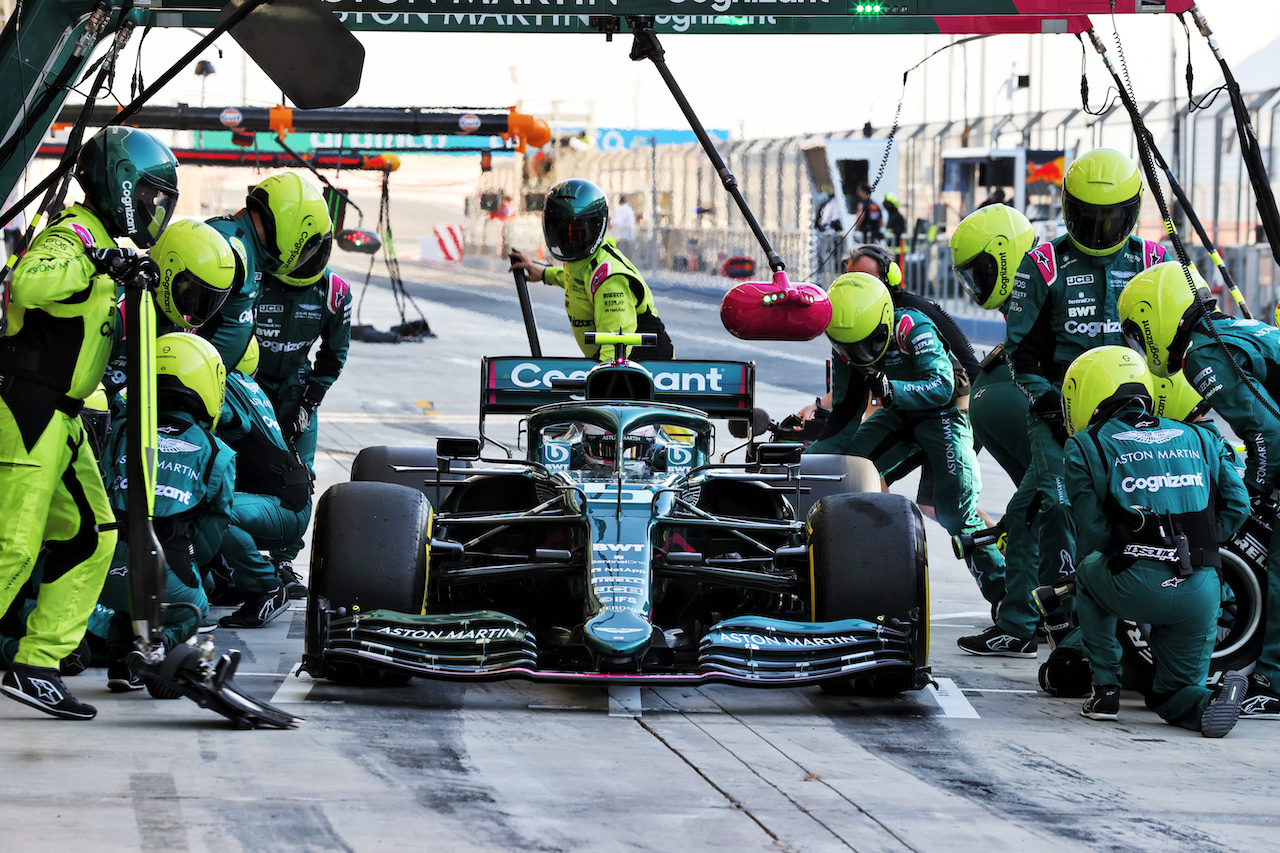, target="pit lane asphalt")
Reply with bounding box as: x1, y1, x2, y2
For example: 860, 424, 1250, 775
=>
3, 258, 1276, 853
